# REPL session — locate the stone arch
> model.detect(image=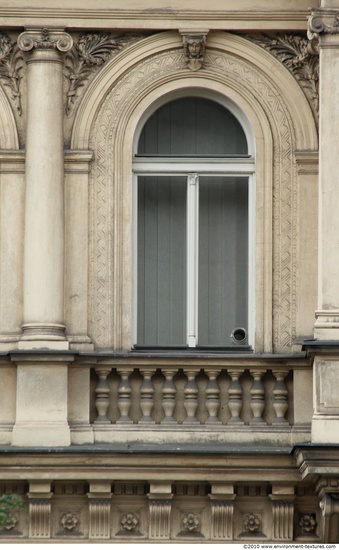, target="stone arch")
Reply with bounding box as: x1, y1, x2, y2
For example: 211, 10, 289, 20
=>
71, 30, 318, 352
